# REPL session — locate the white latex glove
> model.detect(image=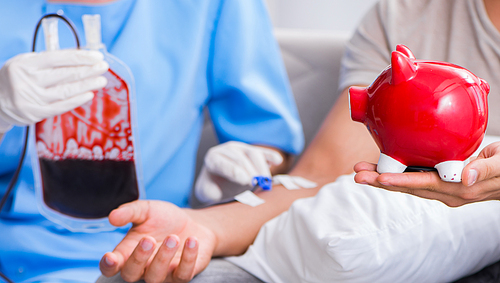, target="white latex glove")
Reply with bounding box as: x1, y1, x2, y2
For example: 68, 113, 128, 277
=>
195, 141, 284, 203
0, 49, 109, 133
